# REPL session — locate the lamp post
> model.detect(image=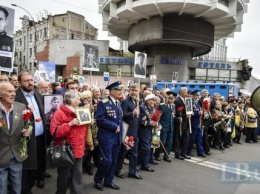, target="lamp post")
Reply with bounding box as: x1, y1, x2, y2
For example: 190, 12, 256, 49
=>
11, 4, 37, 70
